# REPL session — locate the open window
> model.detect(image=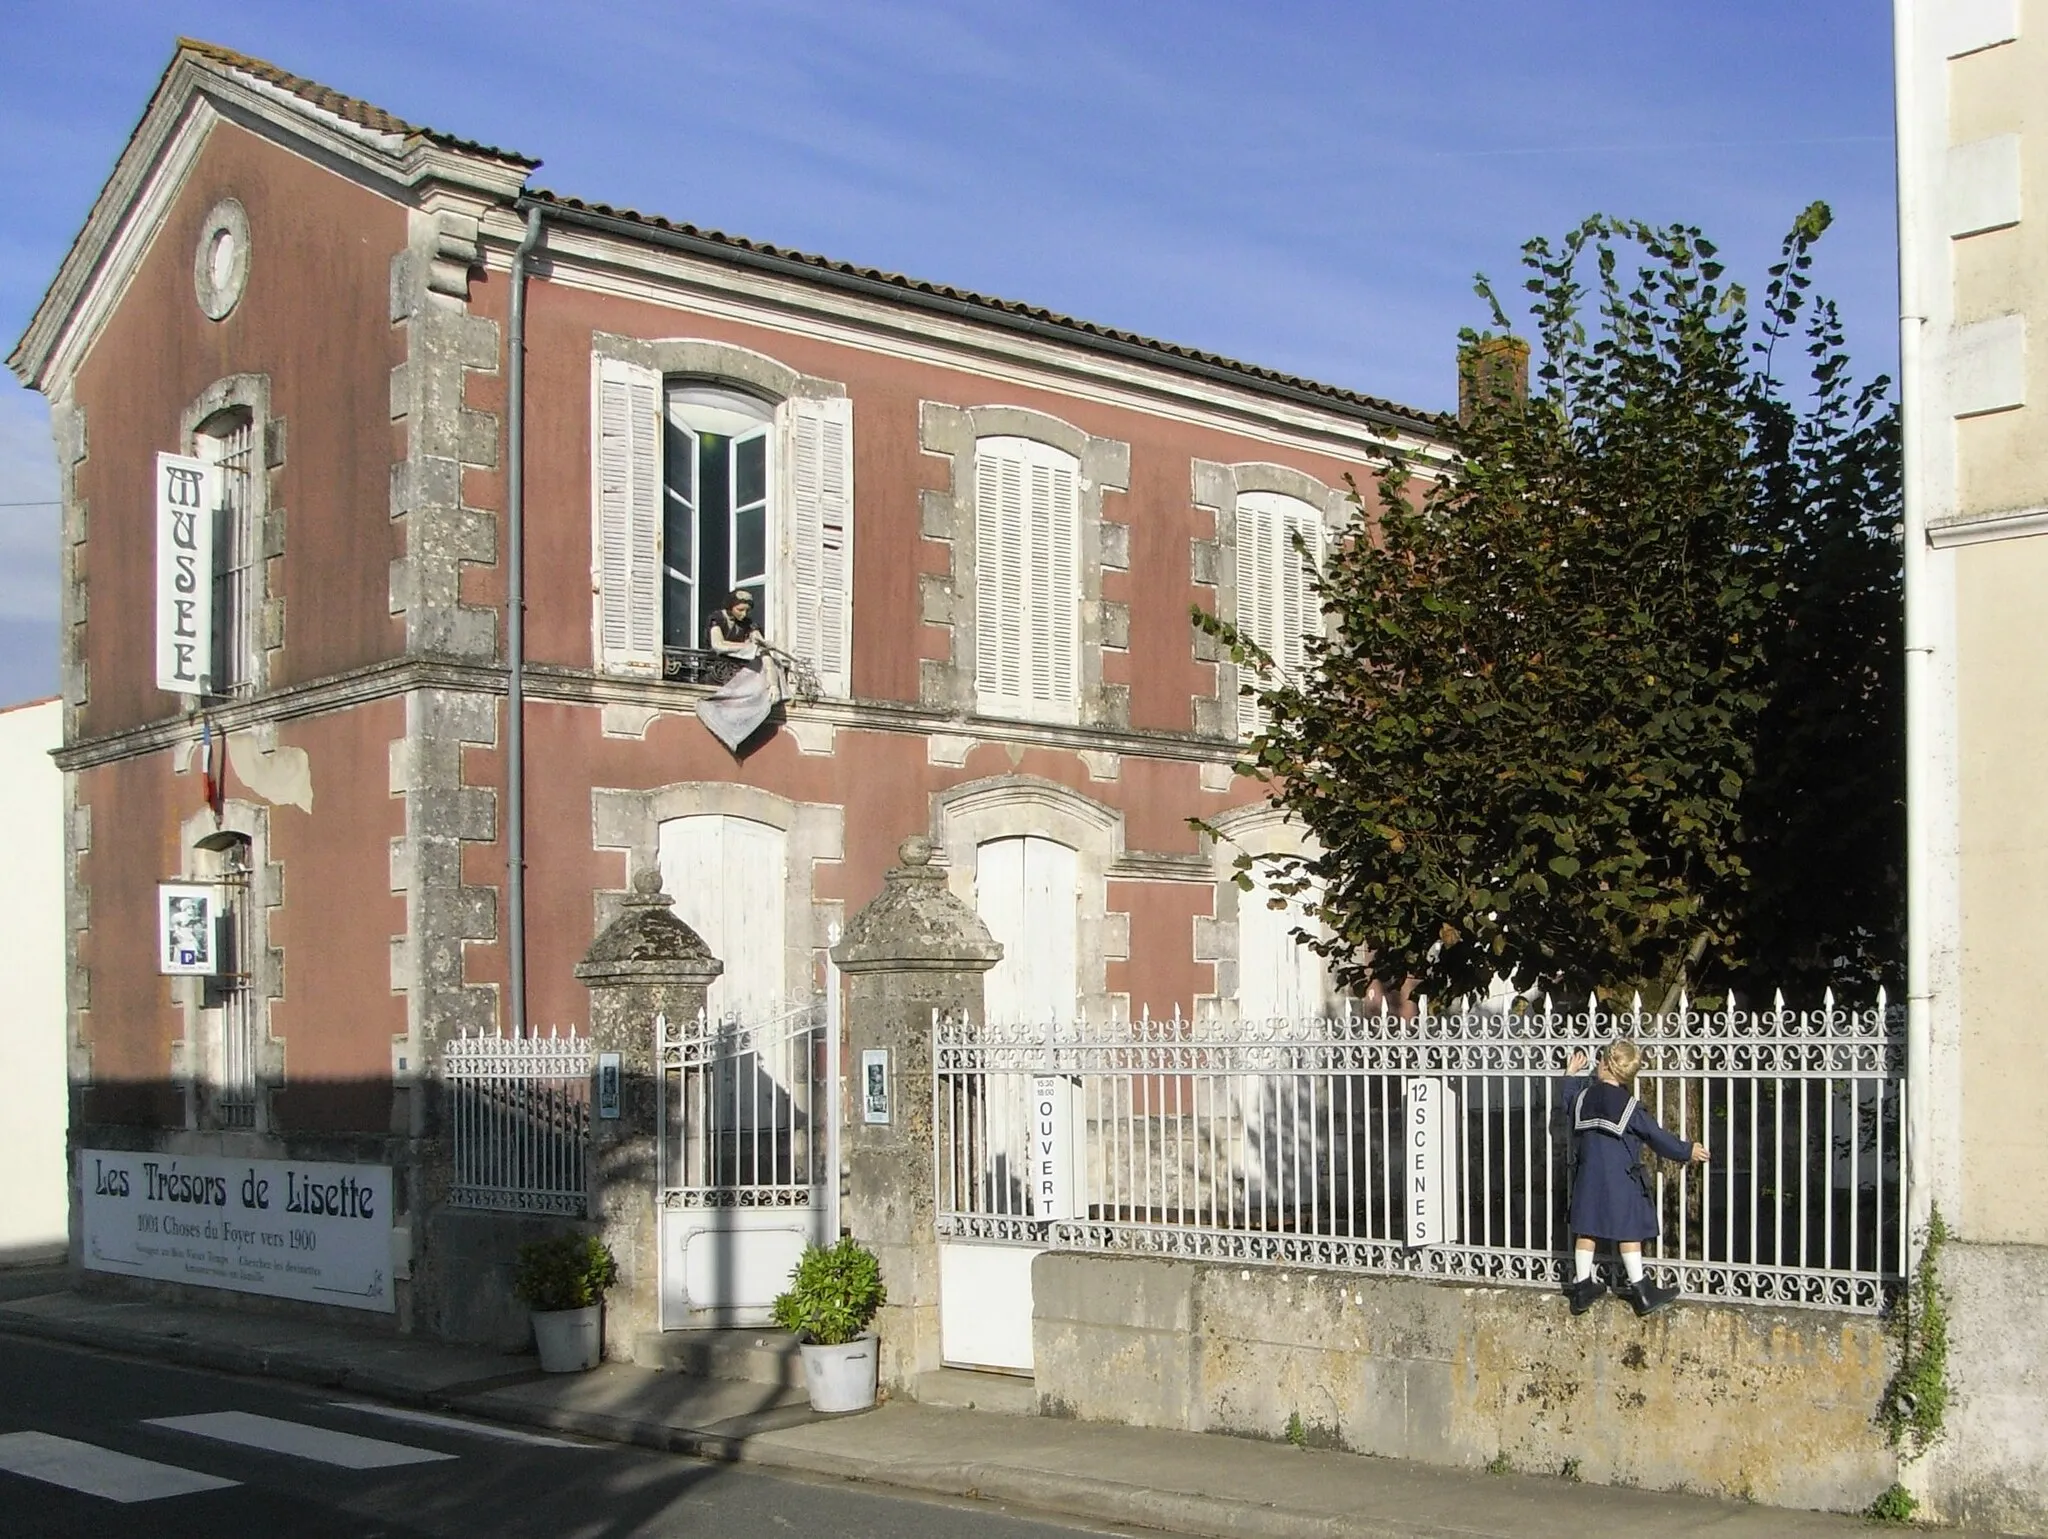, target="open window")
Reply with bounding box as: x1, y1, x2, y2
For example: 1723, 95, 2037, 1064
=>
593, 359, 852, 697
